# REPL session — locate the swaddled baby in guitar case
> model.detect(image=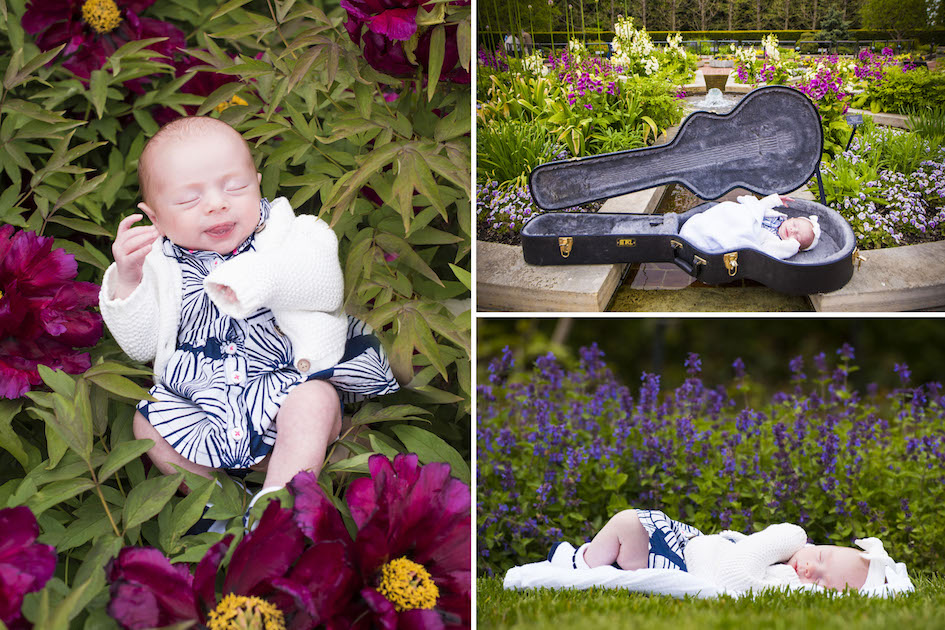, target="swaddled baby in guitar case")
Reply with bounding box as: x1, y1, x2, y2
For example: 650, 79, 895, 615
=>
521, 86, 859, 295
